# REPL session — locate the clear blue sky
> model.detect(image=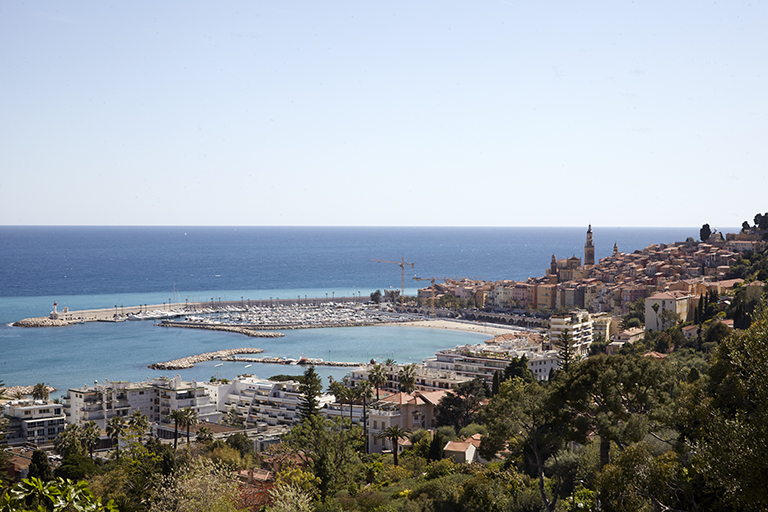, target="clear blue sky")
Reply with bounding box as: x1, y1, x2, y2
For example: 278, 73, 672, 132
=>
1, 1, 766, 228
